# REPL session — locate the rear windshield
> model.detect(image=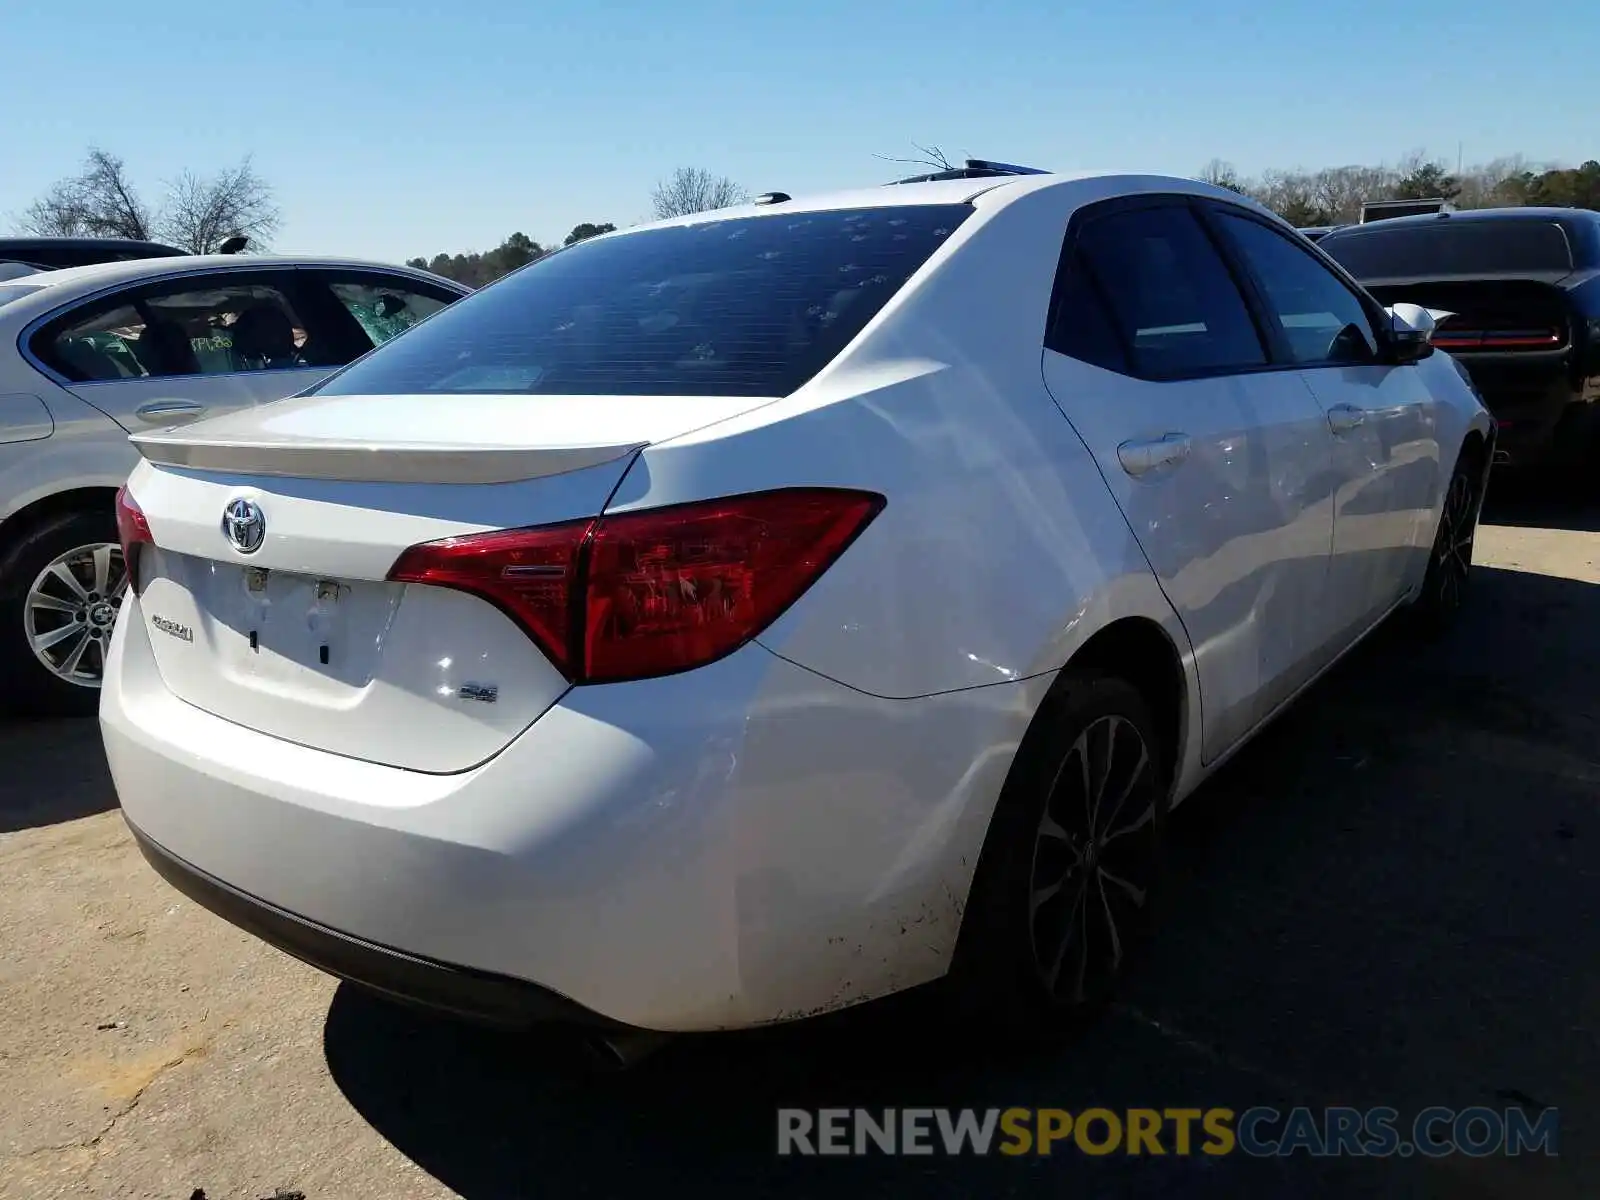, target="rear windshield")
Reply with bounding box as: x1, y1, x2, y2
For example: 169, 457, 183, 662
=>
1322, 221, 1574, 278
313, 204, 971, 399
